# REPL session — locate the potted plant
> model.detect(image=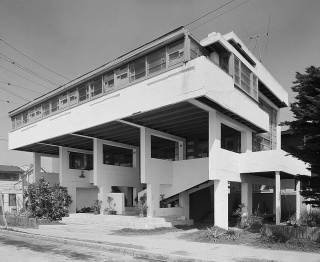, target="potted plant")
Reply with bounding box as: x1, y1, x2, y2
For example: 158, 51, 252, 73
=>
92, 200, 102, 215
104, 196, 117, 215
